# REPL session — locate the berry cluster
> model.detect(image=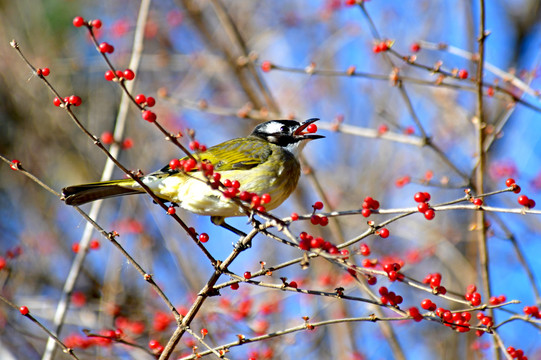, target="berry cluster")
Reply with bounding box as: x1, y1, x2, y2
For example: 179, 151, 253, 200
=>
379, 286, 403, 306
169, 157, 197, 172
507, 347, 528, 360
488, 294, 506, 305
422, 273, 447, 294
507, 177, 536, 208
523, 305, 540, 318
189, 140, 207, 152
372, 40, 391, 53
36, 68, 50, 76
104, 69, 135, 81
310, 200, 329, 226
134, 94, 156, 107
298, 232, 340, 255
148, 339, 164, 355
408, 306, 423, 322
71, 240, 100, 253
53, 95, 82, 107
464, 284, 482, 306
100, 131, 134, 149
414, 192, 435, 220
361, 196, 380, 217
63, 329, 121, 350
383, 262, 403, 282
476, 312, 493, 328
